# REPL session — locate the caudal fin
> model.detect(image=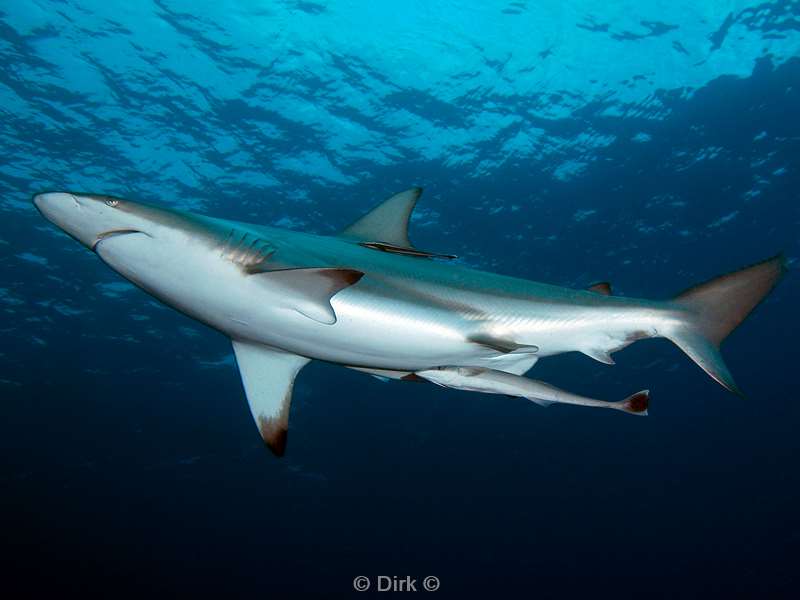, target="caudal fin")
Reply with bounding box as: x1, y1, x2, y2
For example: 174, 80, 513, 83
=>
618, 390, 649, 415
666, 254, 787, 395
